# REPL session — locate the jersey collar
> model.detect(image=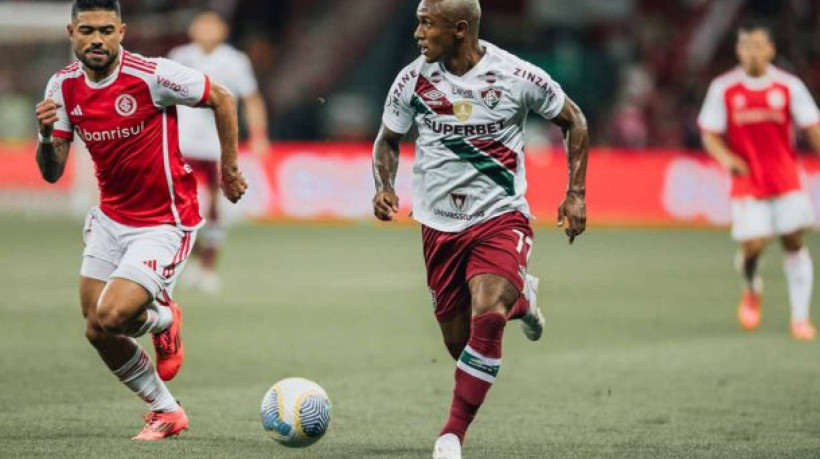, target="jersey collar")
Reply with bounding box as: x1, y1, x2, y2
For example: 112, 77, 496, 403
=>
739, 65, 776, 90
438, 40, 491, 81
